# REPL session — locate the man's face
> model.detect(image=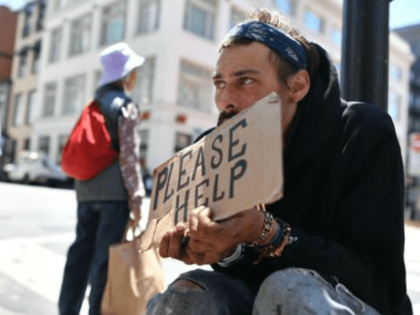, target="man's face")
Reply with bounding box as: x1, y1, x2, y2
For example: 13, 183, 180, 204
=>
213, 42, 297, 133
